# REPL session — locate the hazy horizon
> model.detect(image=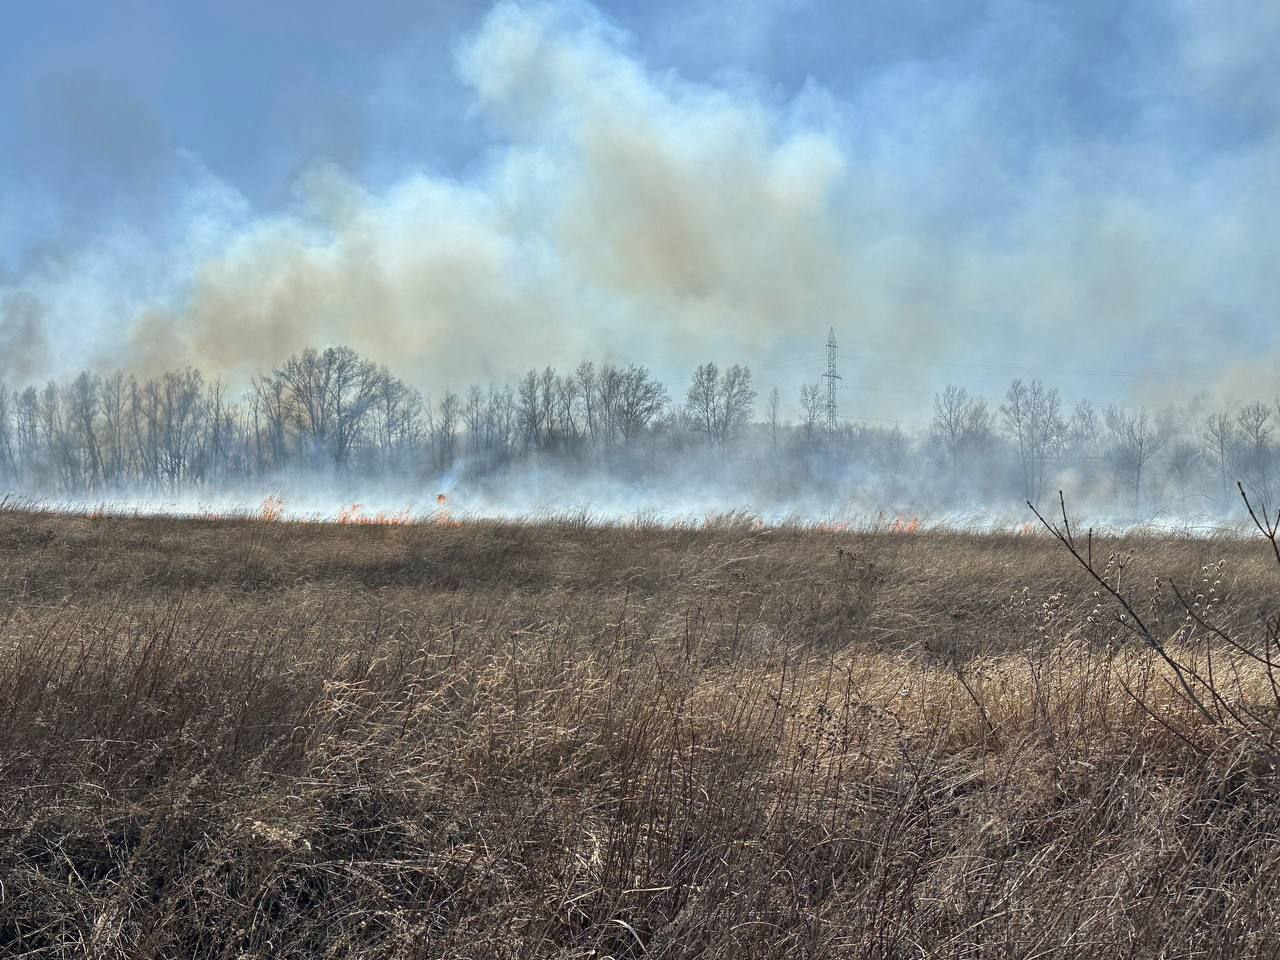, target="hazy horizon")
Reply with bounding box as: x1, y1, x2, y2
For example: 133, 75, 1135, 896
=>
3, 2, 1279, 525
